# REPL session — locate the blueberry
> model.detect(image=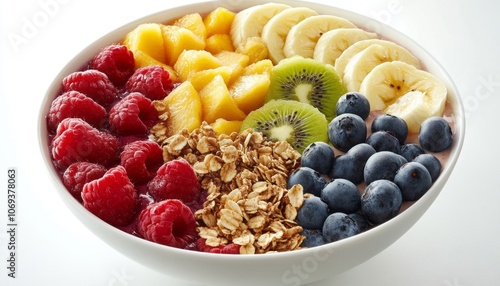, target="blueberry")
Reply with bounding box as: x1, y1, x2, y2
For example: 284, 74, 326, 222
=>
300, 228, 325, 248
366, 131, 401, 153
287, 167, 326, 197
347, 213, 369, 232
321, 179, 360, 214
394, 162, 432, 201
371, 114, 408, 144
400, 143, 426, 161
301, 142, 335, 175
297, 196, 329, 229
418, 116, 453, 152
330, 143, 375, 184
322, 212, 360, 243
361, 180, 402, 224
328, 113, 367, 152
364, 151, 408, 185
413, 153, 442, 182
335, 92, 371, 120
